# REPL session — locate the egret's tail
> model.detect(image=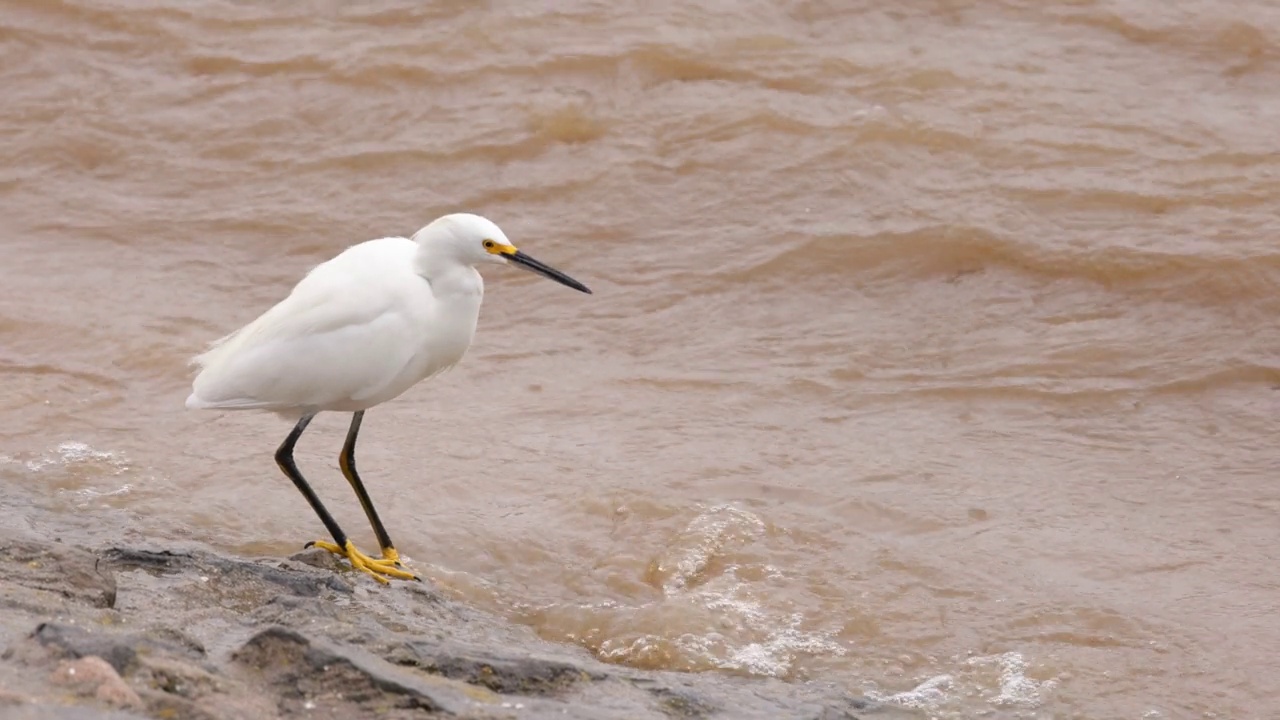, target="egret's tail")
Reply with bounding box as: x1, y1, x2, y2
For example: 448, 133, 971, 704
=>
185, 392, 214, 410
